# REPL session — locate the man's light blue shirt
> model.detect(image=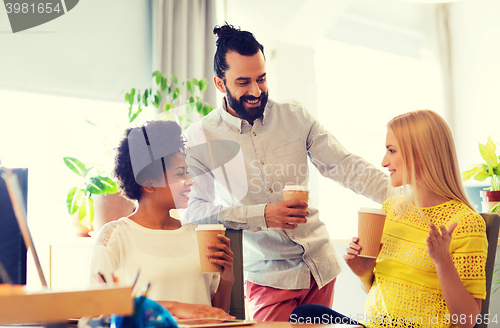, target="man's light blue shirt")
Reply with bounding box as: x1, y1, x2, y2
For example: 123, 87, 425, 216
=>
183, 98, 389, 289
